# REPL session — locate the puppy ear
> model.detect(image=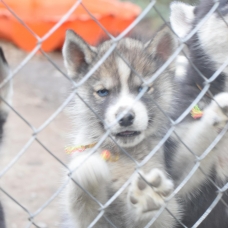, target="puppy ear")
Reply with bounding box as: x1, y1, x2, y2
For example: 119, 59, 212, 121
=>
170, 1, 195, 38
145, 26, 178, 65
62, 30, 97, 78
